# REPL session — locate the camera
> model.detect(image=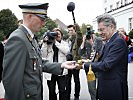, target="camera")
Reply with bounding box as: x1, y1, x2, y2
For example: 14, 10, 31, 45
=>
43, 31, 58, 44
86, 26, 94, 40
